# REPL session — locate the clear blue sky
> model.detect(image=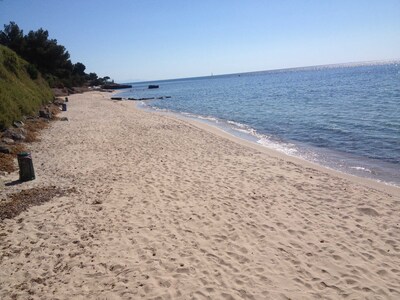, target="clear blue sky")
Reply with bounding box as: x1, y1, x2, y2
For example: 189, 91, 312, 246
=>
1, 0, 399, 82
